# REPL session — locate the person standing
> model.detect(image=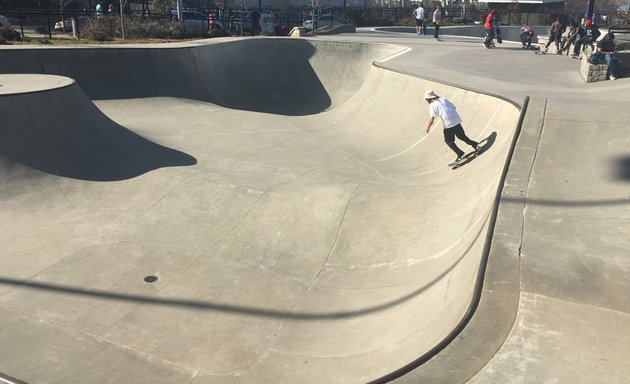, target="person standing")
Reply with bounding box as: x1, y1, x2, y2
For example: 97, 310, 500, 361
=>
433, 4, 444, 41
413, 3, 426, 36
250, 7, 261, 36
95, 2, 104, 17
543, 17, 563, 54
483, 10, 497, 48
424, 90, 479, 162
